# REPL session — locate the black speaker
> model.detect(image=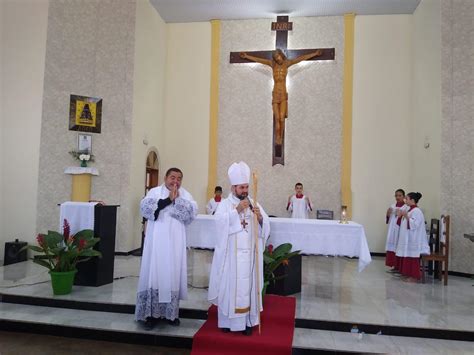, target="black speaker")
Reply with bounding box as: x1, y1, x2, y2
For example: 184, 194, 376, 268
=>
4, 239, 28, 266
